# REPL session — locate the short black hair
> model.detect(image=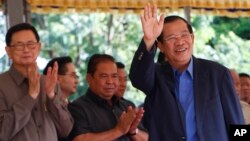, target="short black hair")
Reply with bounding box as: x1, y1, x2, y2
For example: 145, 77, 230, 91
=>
87, 54, 115, 75
43, 56, 73, 75
5, 23, 40, 46
239, 73, 250, 78
116, 62, 125, 69
157, 15, 193, 42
